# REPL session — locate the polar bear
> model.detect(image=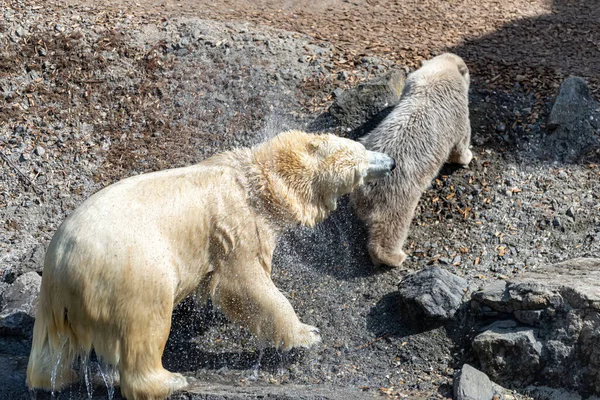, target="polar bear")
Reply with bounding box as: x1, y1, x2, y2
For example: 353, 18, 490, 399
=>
351, 53, 472, 268
26, 130, 395, 400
